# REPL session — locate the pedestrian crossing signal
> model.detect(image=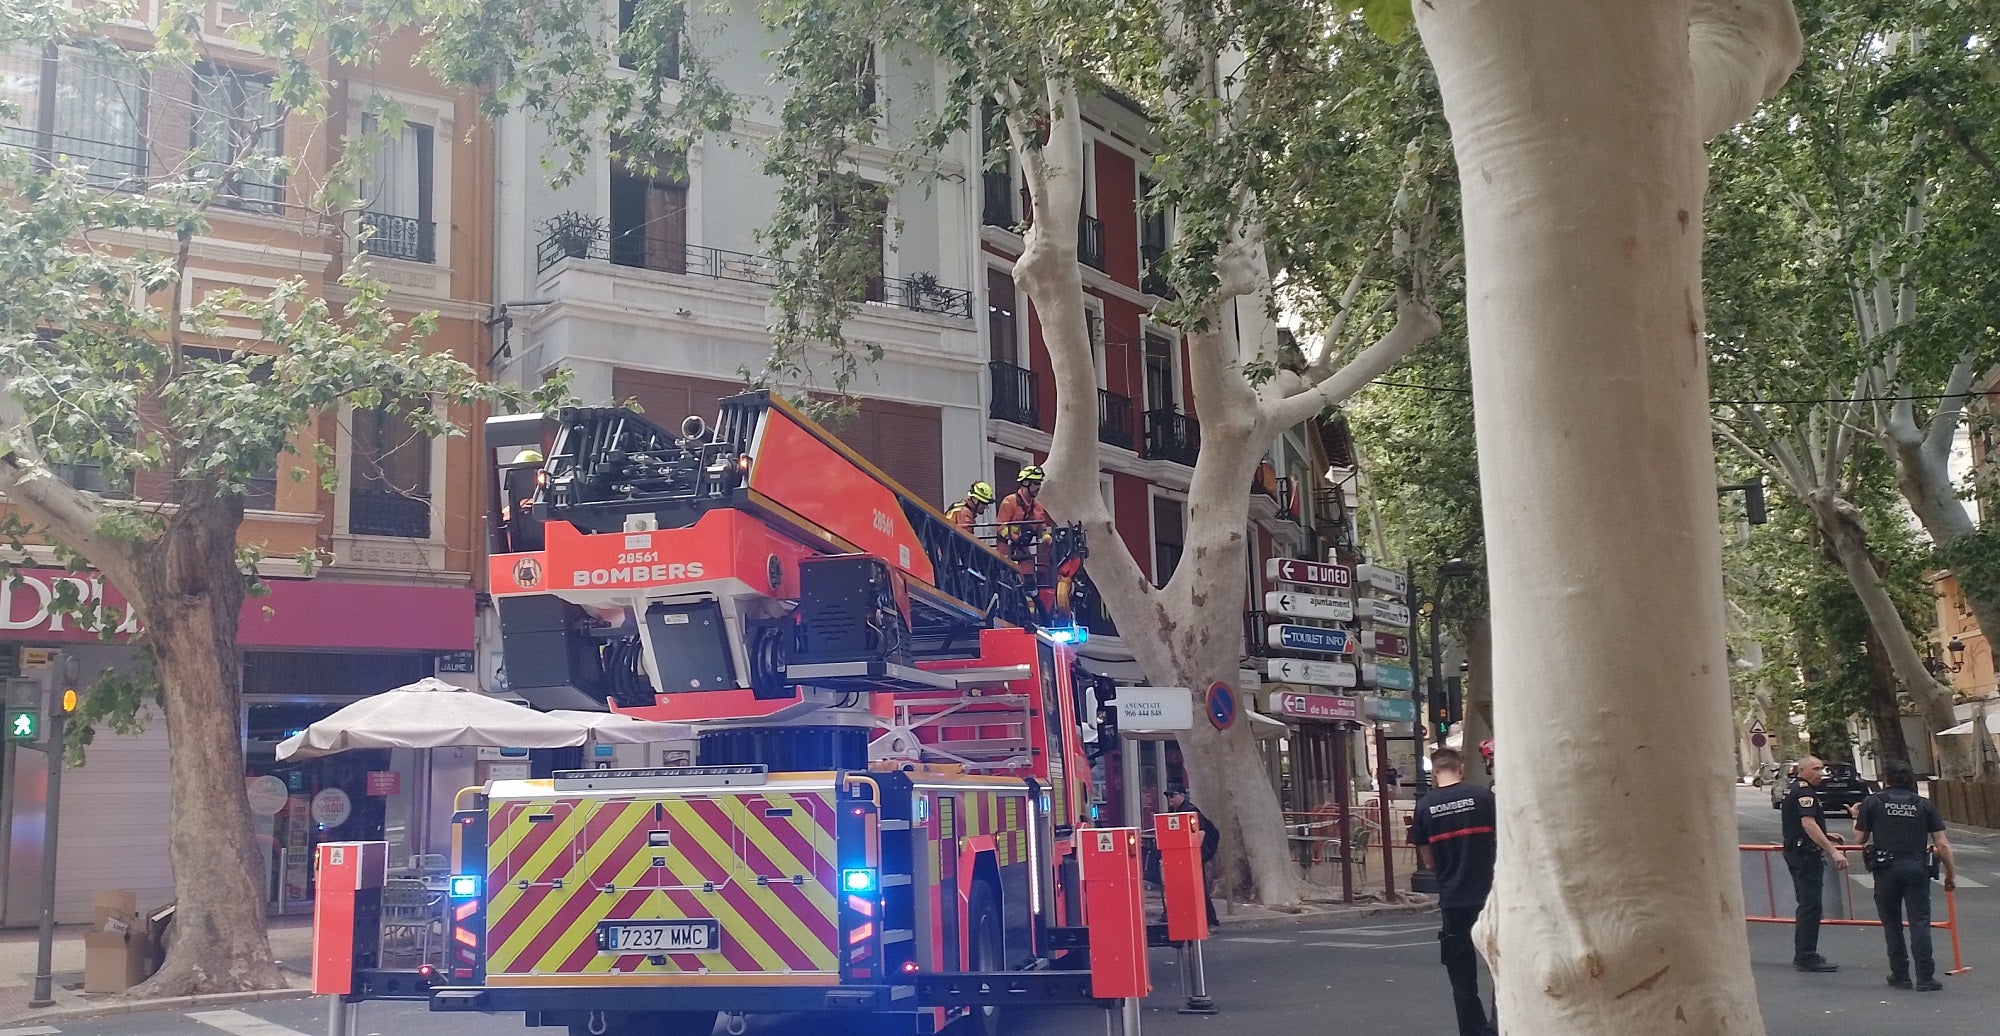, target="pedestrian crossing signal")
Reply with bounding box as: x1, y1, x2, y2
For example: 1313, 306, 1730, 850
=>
4, 708, 38, 742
